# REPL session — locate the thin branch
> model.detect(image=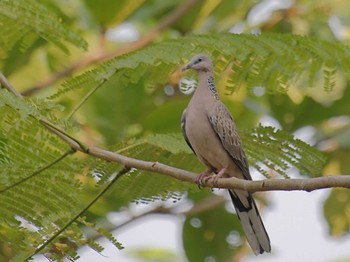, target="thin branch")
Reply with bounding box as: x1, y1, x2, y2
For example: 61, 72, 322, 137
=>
110, 205, 168, 233
66, 76, 107, 120
0, 149, 75, 193
185, 195, 226, 216
114, 196, 226, 229
22, 0, 201, 96
88, 195, 226, 241
26, 167, 130, 261
0, 72, 23, 97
